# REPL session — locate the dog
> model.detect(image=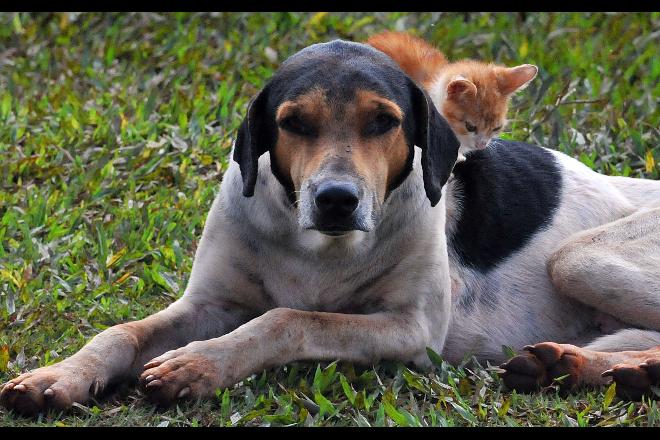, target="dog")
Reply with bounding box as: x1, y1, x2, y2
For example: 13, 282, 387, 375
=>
2, 40, 660, 416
